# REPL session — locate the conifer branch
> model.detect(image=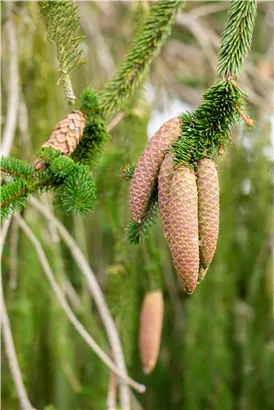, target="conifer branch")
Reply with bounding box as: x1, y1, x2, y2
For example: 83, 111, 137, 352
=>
172, 1, 257, 167
38, 1, 87, 104
98, 1, 184, 121
217, 1, 257, 80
